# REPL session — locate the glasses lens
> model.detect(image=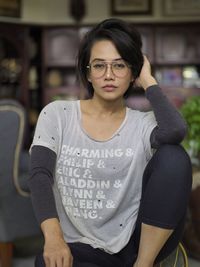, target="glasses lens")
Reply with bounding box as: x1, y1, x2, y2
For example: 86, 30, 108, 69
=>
112, 61, 129, 77
90, 61, 106, 78
89, 60, 130, 78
